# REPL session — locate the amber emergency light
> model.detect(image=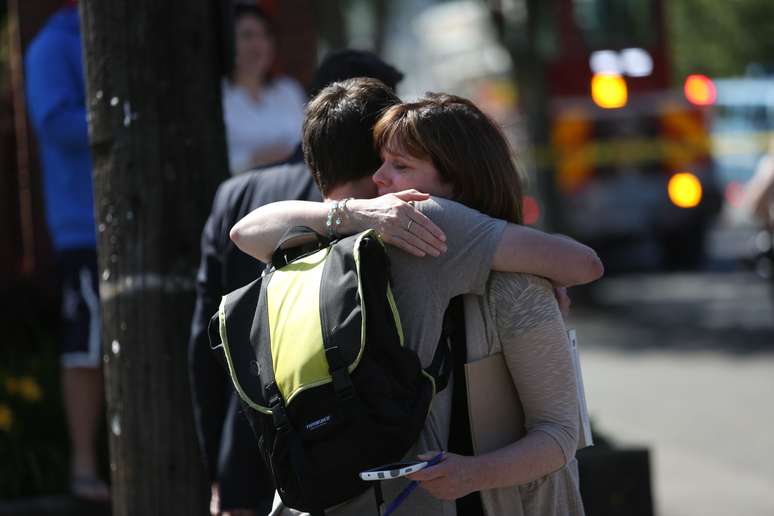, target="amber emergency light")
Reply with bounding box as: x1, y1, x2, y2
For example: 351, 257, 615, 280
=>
668, 172, 703, 208
591, 73, 627, 109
